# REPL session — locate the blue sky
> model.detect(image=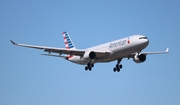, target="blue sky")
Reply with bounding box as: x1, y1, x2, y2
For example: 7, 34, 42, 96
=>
1, 0, 180, 105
